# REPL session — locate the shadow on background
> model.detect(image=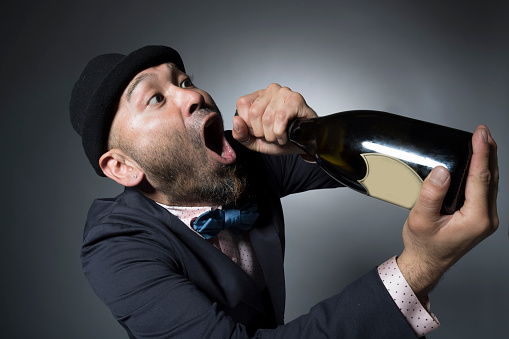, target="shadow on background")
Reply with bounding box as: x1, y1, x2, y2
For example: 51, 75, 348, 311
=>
1, 1, 507, 338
